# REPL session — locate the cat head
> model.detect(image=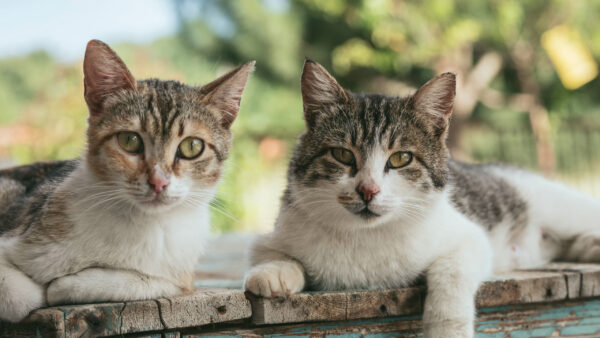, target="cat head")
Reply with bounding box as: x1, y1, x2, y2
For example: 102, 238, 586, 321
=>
287, 60, 454, 229
82, 40, 254, 213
